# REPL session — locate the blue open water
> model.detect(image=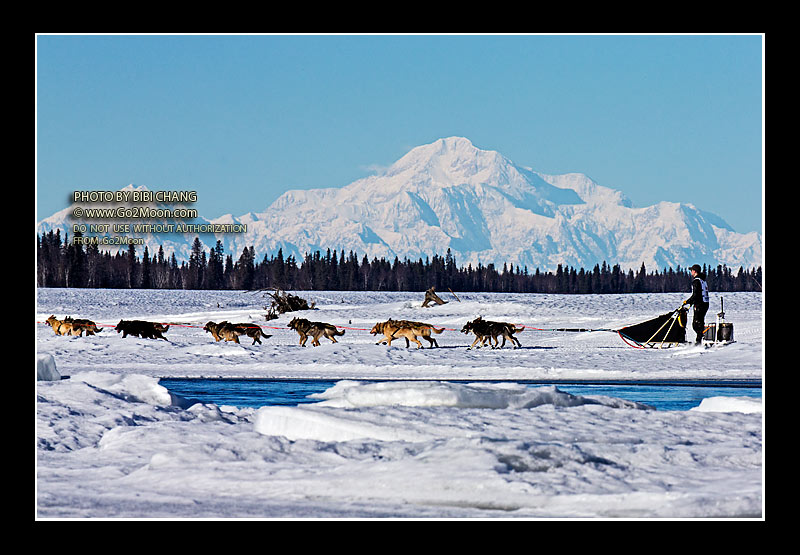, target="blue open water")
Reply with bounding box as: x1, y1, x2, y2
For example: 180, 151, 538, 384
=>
160, 378, 762, 412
